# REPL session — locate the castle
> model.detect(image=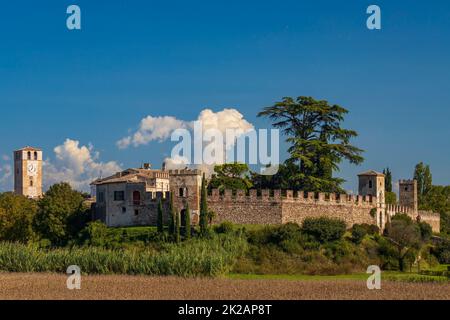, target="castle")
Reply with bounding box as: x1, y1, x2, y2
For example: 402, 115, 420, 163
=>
90, 165, 441, 233
10, 146, 440, 232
